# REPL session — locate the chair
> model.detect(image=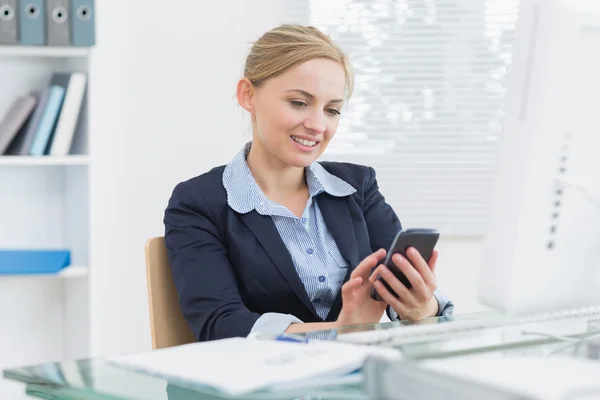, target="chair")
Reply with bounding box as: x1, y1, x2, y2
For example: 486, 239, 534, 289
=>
145, 236, 196, 349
